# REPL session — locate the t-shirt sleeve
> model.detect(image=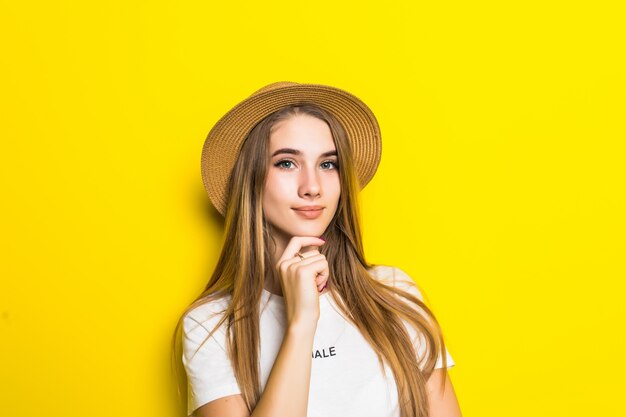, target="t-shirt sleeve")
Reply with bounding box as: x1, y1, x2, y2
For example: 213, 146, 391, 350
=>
375, 265, 456, 370
182, 309, 242, 416
393, 267, 456, 370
